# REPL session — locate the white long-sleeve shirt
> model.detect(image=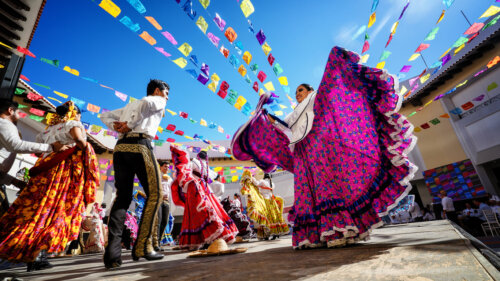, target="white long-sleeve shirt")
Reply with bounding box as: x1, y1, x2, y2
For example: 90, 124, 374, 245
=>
0, 118, 52, 184
100, 96, 166, 139
441, 196, 455, 212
